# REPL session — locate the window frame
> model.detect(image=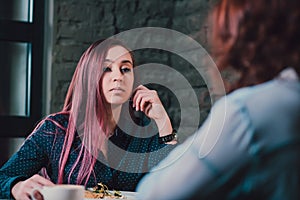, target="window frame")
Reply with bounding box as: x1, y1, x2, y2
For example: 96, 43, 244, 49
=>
0, 0, 45, 137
